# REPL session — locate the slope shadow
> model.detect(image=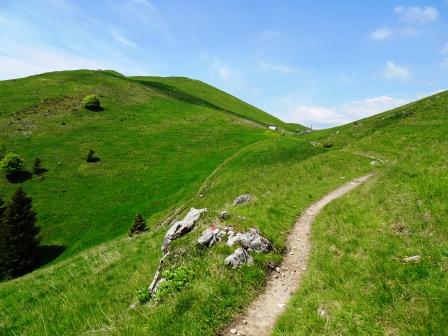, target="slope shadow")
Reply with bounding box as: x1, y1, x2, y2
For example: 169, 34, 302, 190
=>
7, 171, 32, 183
134, 79, 265, 126
34, 245, 65, 269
